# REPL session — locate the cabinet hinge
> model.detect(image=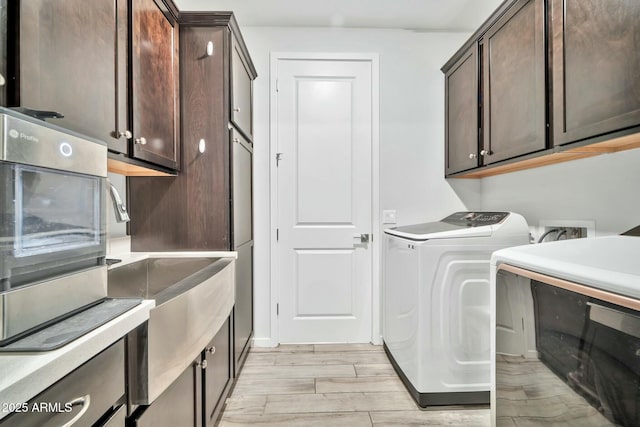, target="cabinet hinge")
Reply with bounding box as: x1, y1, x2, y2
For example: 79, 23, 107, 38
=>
276, 152, 283, 167
276, 228, 279, 241
276, 79, 279, 93
276, 303, 279, 316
